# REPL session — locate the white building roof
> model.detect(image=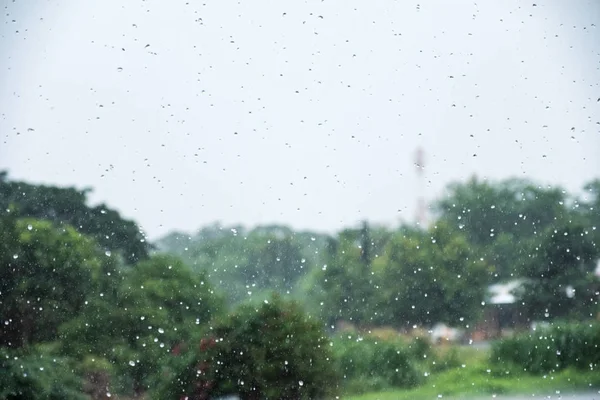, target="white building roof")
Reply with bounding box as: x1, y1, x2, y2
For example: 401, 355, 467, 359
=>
488, 280, 524, 305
